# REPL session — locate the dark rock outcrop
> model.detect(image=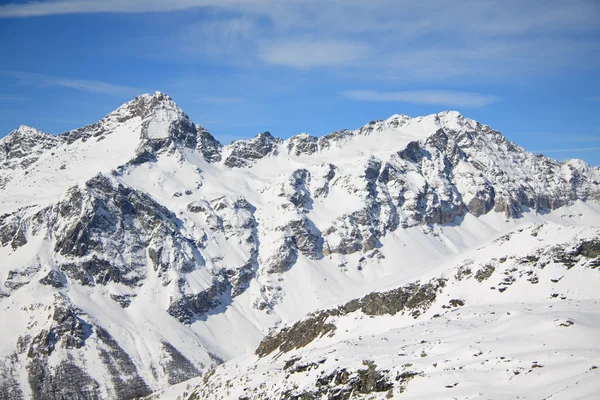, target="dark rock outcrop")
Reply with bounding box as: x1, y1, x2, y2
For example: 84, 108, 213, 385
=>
196, 125, 223, 163
223, 132, 282, 168
256, 278, 446, 357
264, 236, 298, 274
286, 133, 319, 156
